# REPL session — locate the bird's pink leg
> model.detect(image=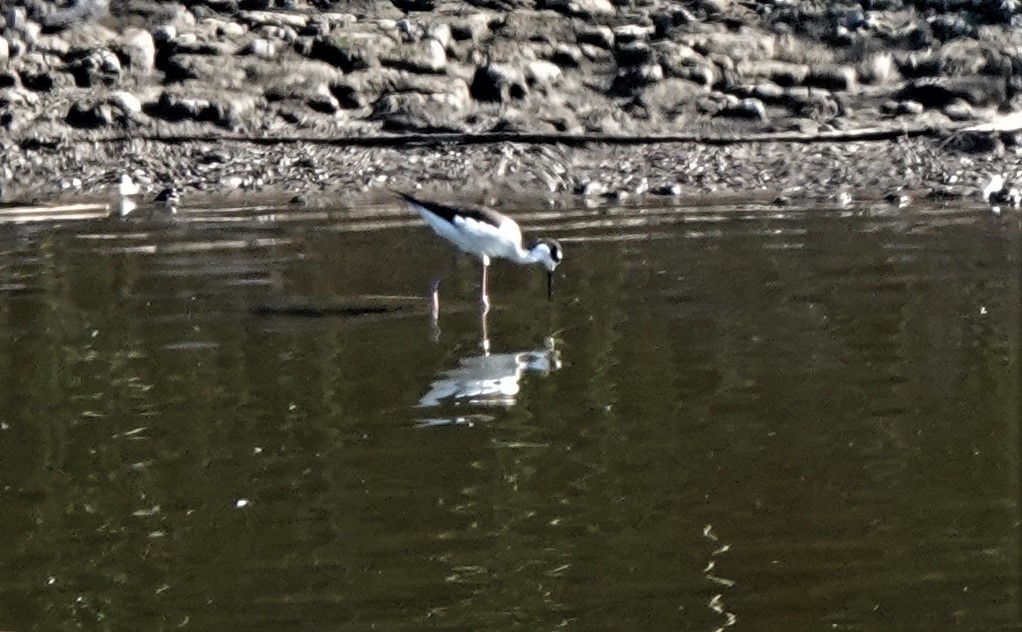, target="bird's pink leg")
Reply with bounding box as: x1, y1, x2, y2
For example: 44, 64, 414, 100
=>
429, 253, 458, 321
430, 280, 441, 321
480, 302, 491, 353
480, 262, 491, 309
